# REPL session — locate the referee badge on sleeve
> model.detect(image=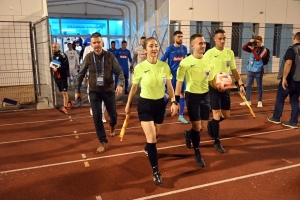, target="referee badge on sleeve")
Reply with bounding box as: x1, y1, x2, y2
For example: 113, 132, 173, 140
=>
226, 61, 230, 67
162, 77, 167, 85
205, 70, 210, 78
